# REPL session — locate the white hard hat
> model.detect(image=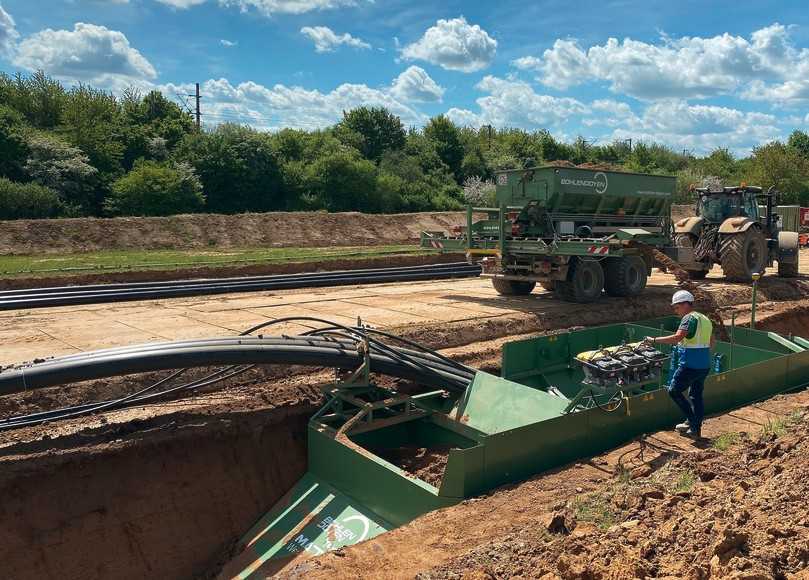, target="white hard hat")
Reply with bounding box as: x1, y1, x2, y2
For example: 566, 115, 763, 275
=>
672, 290, 695, 305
